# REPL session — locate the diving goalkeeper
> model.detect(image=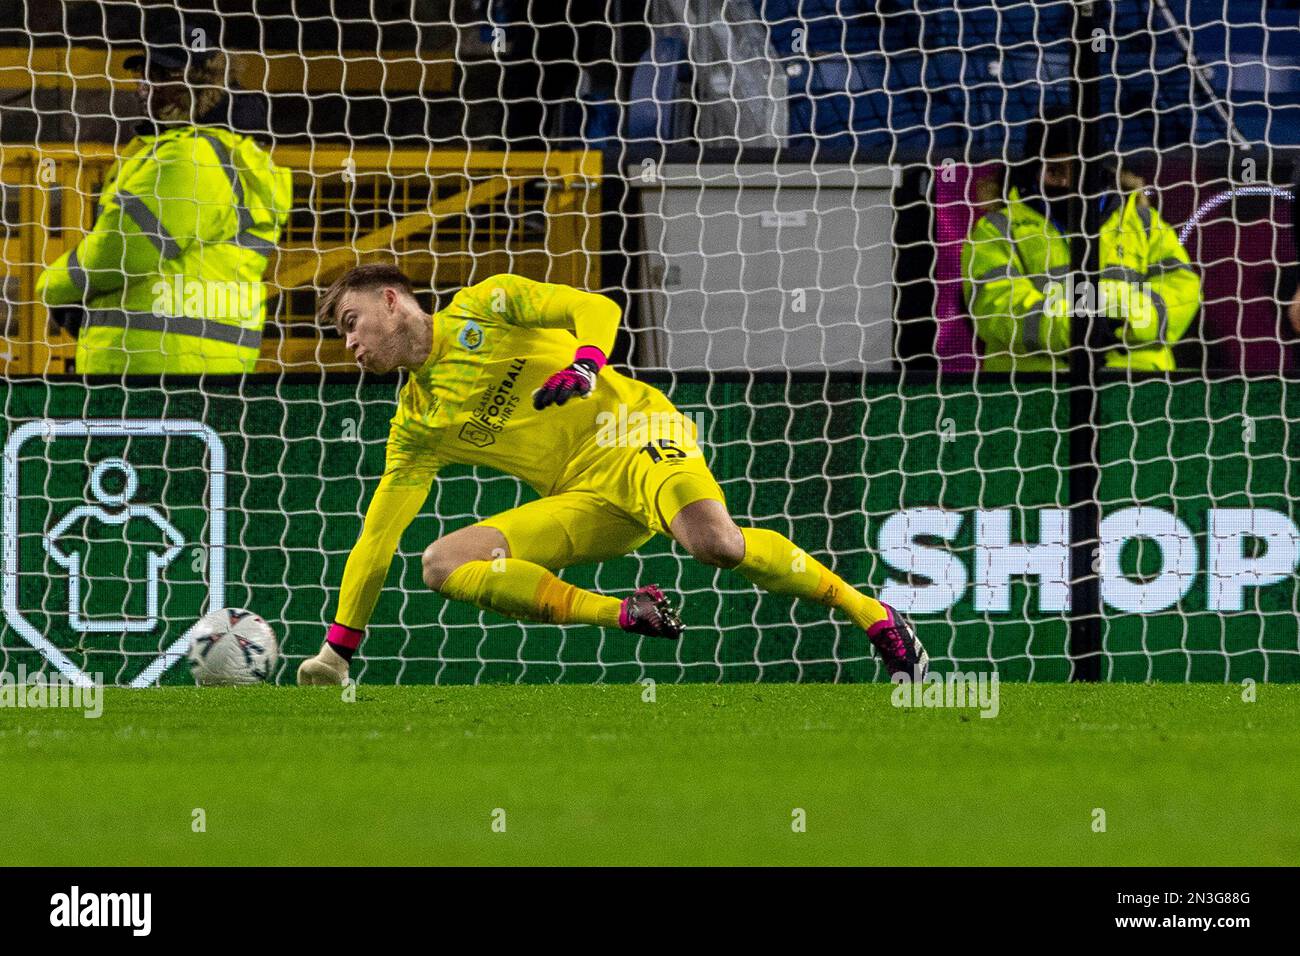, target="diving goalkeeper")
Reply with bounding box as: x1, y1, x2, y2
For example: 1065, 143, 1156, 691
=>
298, 265, 927, 684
